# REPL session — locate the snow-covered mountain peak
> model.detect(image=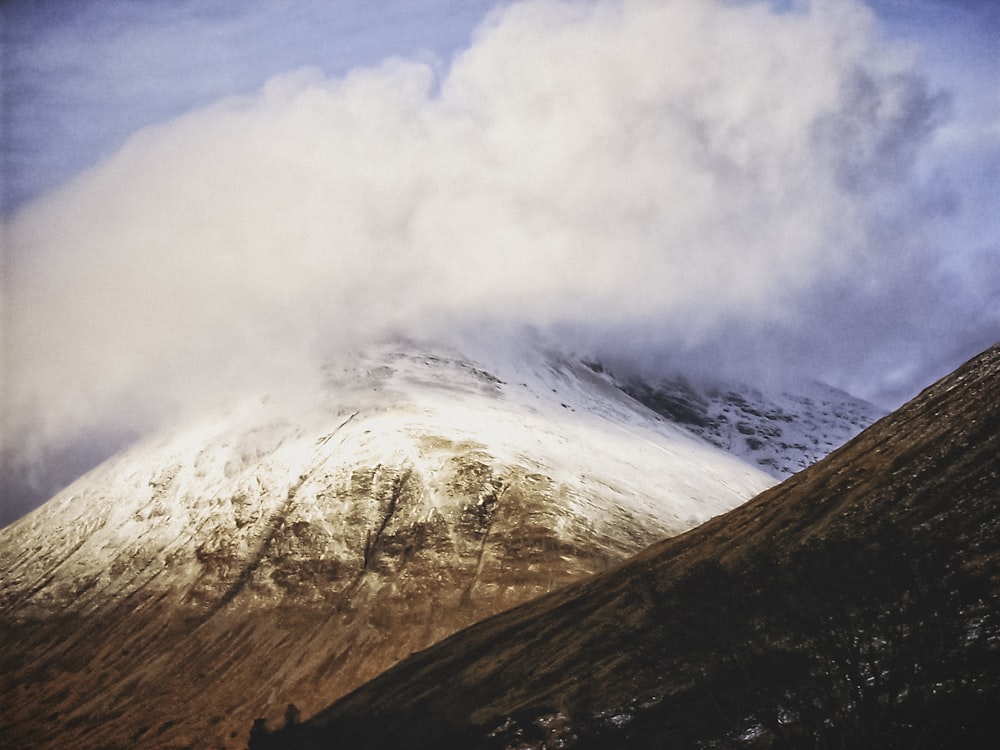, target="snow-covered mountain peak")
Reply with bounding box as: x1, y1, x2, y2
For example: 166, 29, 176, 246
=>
0, 336, 877, 749
2, 338, 773, 637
